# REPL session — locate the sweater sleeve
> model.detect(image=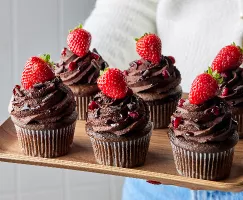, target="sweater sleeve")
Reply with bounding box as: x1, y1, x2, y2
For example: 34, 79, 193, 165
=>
84, 0, 158, 70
